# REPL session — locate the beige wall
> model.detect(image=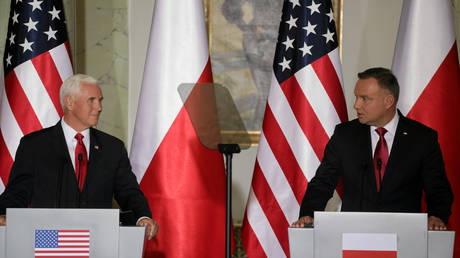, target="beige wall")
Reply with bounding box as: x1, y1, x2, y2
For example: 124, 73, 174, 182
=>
75, 0, 129, 142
